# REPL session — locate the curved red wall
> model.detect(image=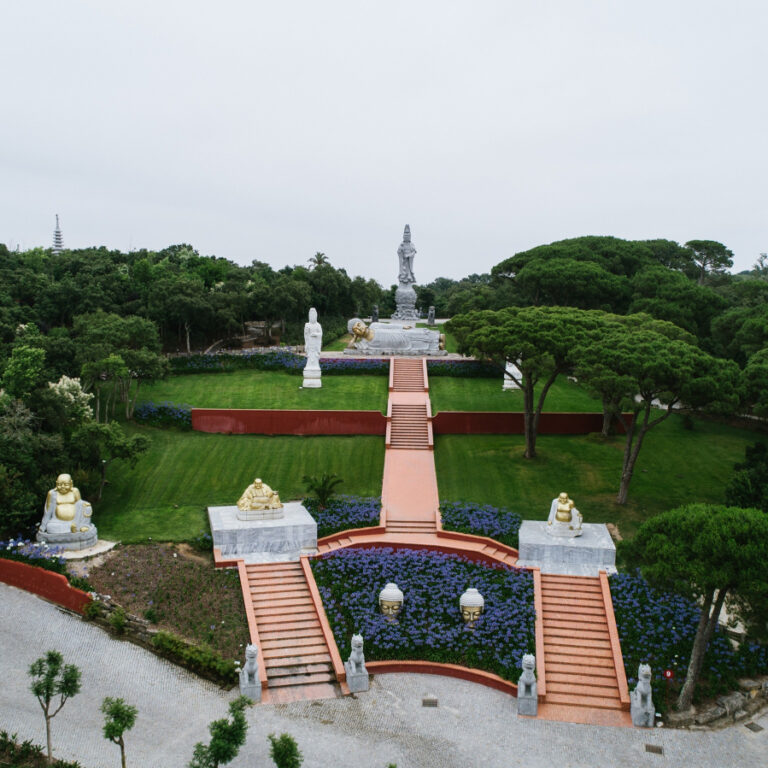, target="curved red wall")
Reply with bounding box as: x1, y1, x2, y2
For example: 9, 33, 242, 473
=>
0, 559, 91, 614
